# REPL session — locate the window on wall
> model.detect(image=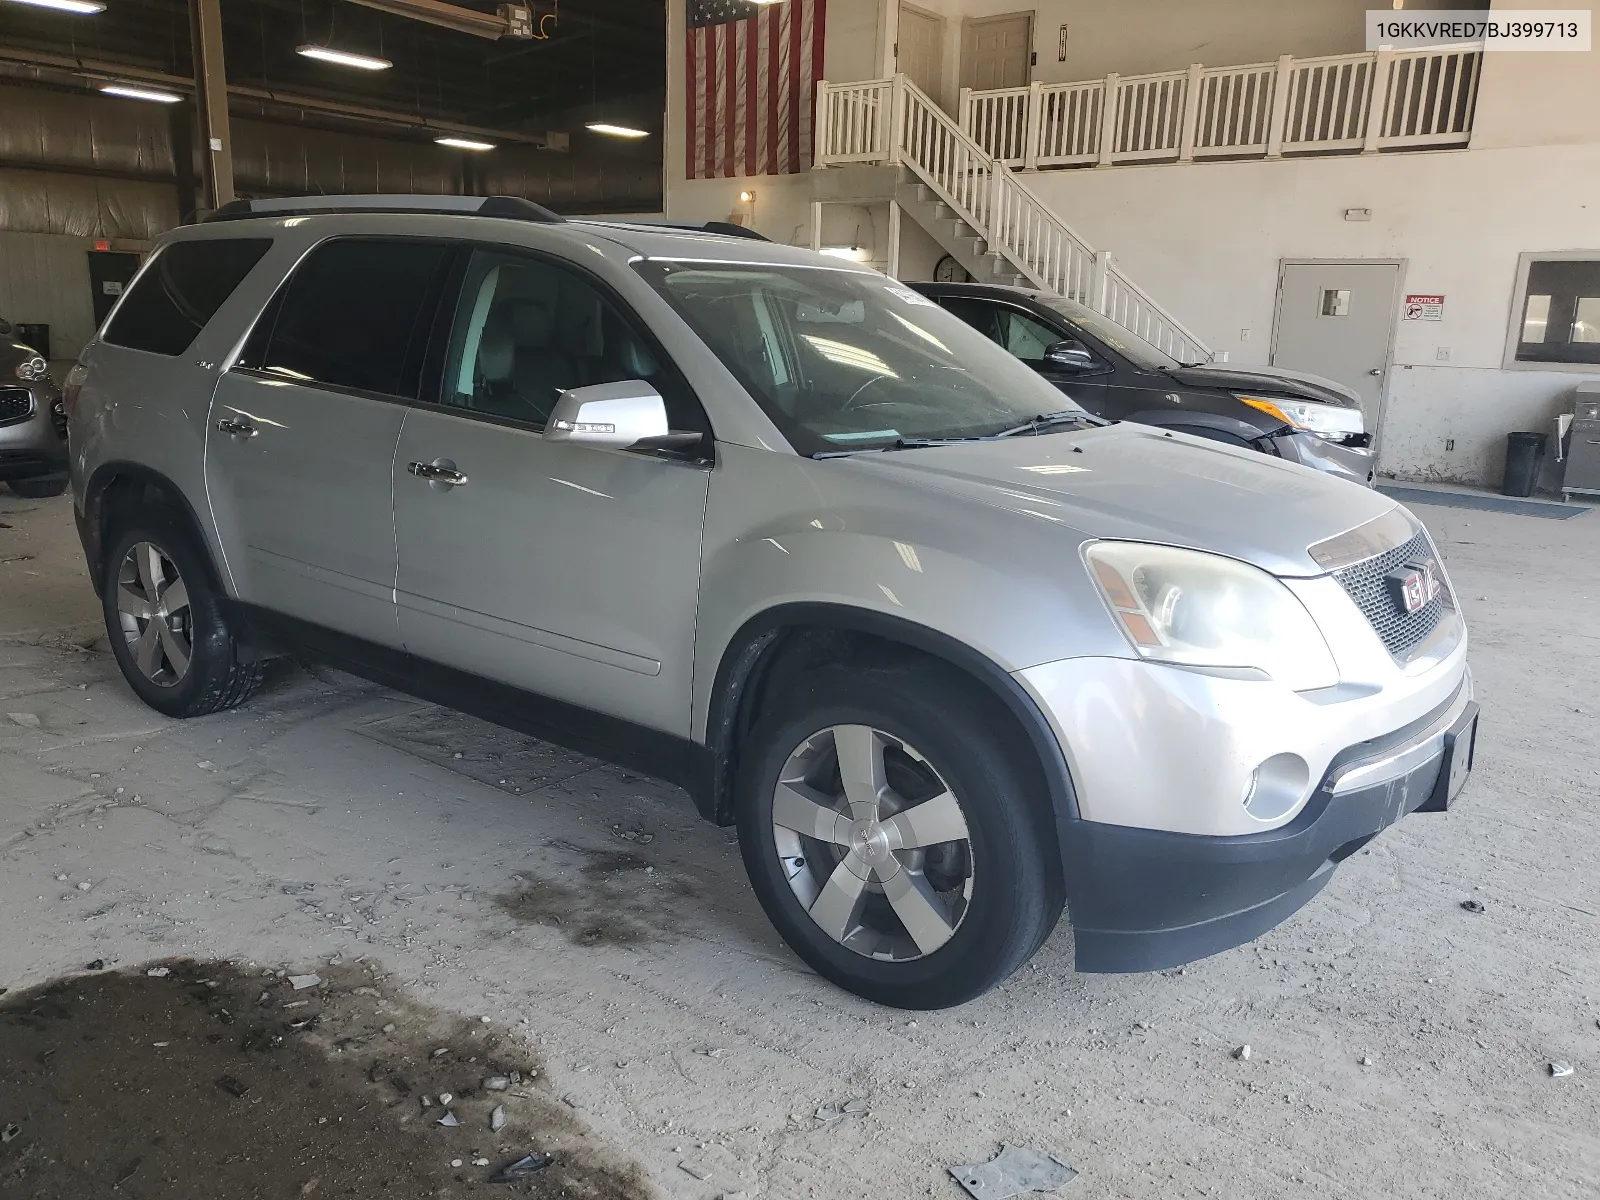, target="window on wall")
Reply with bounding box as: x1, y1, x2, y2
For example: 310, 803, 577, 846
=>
1511, 255, 1600, 366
